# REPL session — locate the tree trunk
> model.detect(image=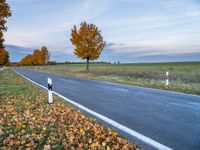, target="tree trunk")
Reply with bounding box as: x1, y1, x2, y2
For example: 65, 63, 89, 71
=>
86, 57, 89, 72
